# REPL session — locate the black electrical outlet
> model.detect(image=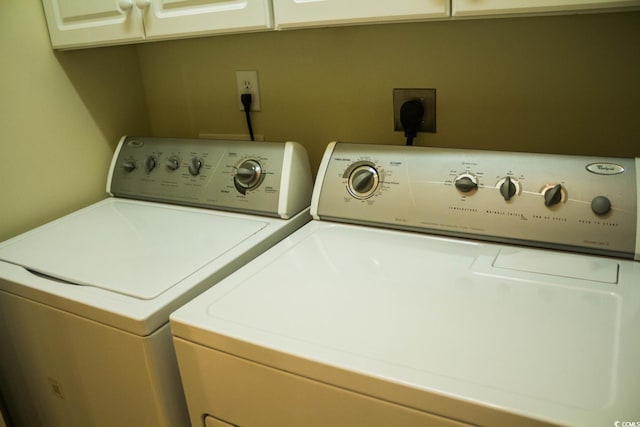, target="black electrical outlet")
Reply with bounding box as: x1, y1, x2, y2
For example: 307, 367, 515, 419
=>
393, 88, 436, 133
